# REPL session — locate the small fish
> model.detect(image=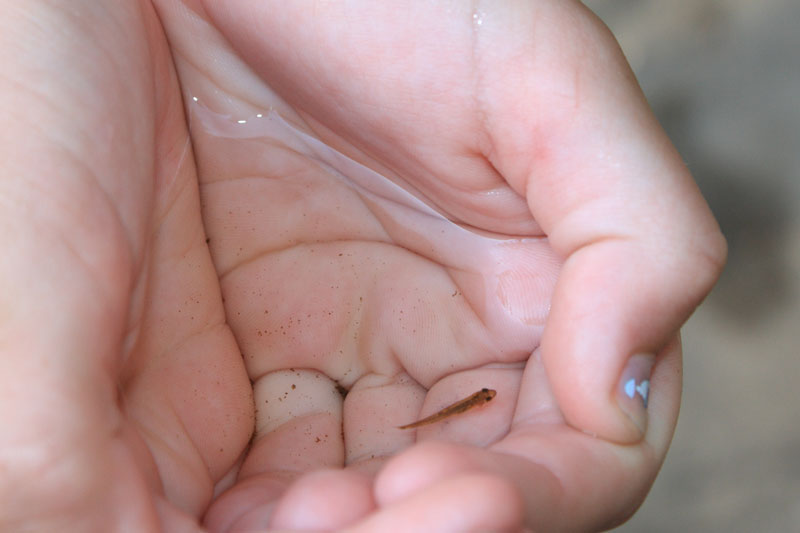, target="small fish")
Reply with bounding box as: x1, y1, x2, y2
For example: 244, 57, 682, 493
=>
398, 388, 497, 429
